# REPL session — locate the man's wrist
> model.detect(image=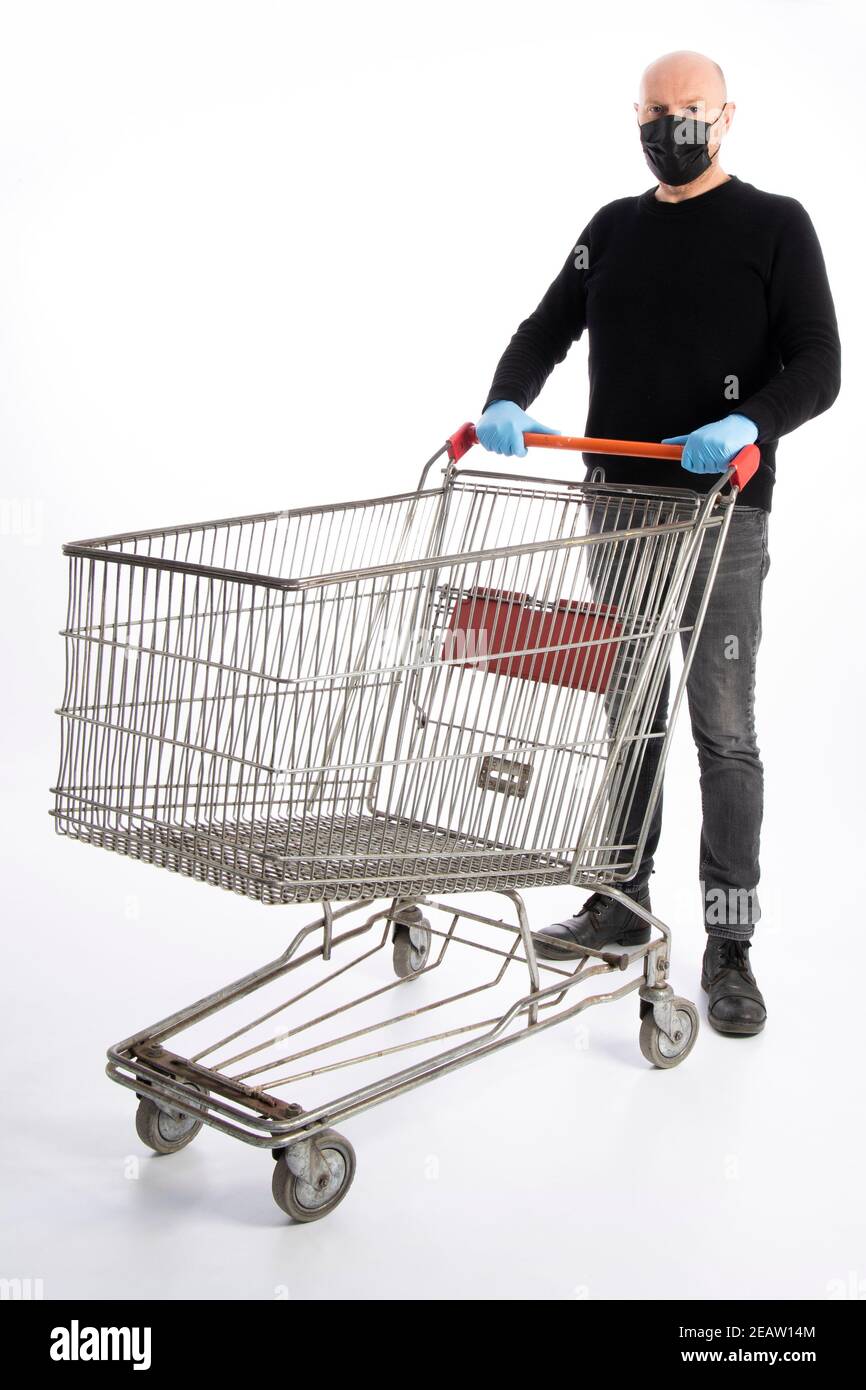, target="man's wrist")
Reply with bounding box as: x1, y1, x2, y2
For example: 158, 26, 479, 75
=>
727, 408, 765, 444
728, 413, 758, 438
